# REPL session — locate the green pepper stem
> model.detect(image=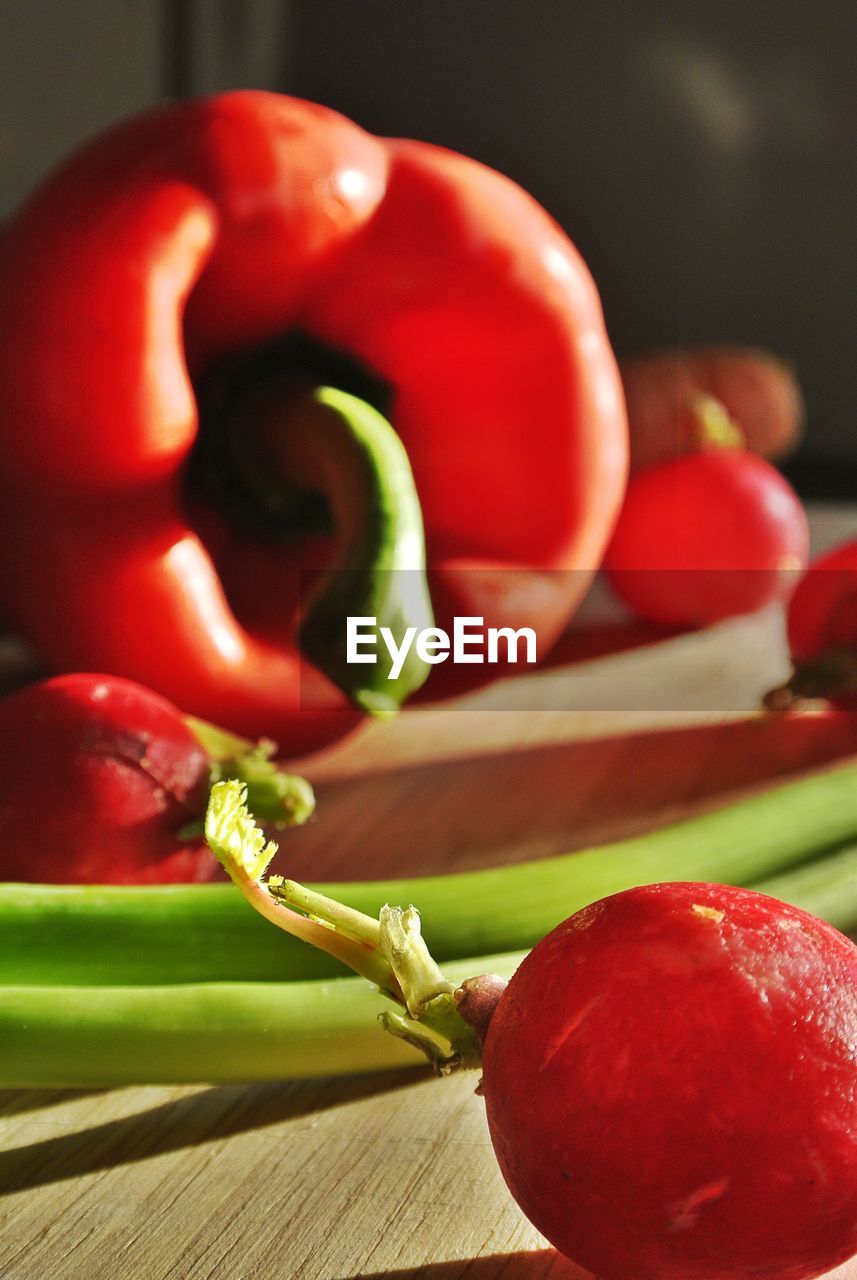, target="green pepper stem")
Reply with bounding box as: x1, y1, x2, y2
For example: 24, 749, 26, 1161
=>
243, 383, 434, 714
